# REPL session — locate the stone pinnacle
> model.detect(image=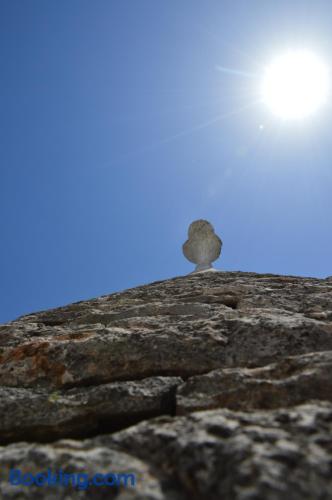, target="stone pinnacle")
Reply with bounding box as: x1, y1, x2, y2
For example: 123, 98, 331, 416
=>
182, 219, 222, 272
